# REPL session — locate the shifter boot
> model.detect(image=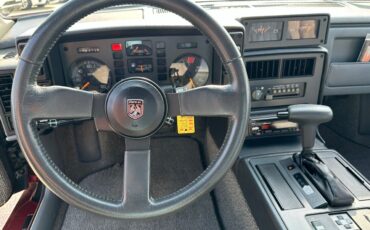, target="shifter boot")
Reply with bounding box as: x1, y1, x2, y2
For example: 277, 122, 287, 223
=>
293, 152, 354, 207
